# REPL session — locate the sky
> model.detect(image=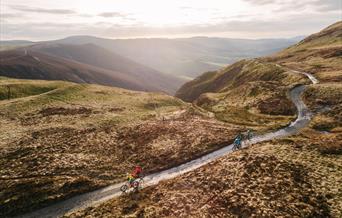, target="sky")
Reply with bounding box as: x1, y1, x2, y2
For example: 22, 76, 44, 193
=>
1, 0, 341, 41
